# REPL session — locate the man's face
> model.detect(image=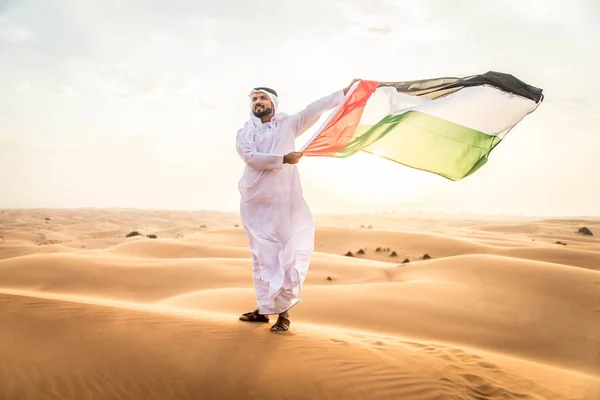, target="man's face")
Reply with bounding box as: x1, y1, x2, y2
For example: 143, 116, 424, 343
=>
250, 91, 273, 118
